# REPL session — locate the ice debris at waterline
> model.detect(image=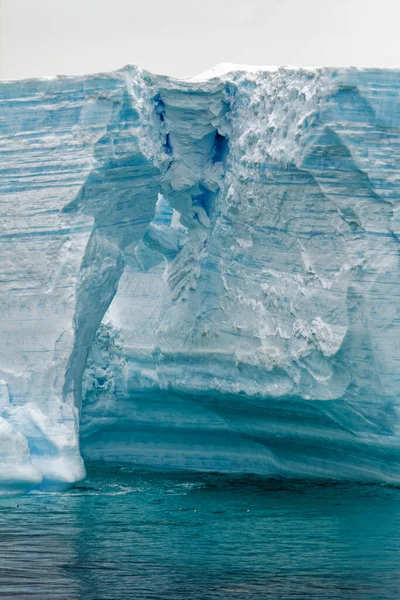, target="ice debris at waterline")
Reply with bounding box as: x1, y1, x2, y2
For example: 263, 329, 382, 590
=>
1, 65, 400, 493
